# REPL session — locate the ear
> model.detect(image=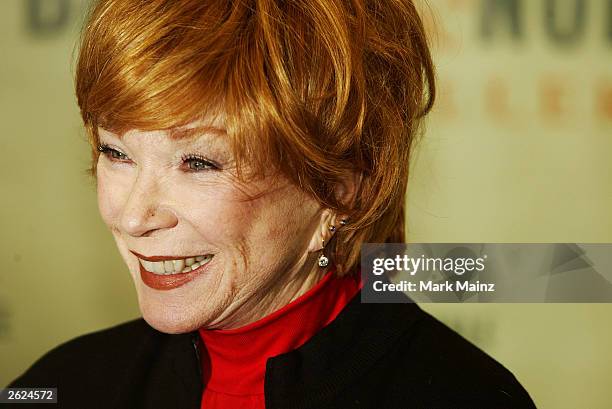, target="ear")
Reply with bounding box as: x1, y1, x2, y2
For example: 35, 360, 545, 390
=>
307, 208, 335, 253
335, 170, 362, 209
306, 171, 362, 254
